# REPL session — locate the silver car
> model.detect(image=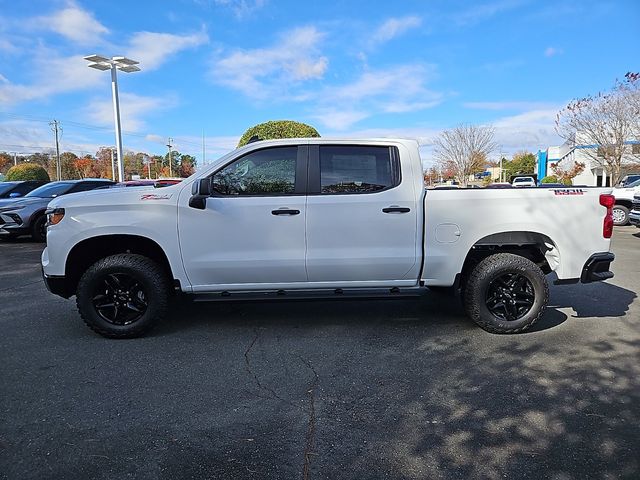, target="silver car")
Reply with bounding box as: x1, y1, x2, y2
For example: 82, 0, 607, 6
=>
0, 179, 114, 242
